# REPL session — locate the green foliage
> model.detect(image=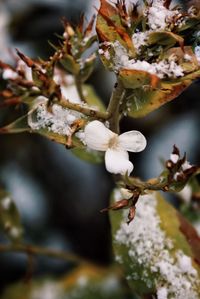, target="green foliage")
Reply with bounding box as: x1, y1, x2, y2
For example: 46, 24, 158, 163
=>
1, 265, 126, 299
0, 190, 23, 242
